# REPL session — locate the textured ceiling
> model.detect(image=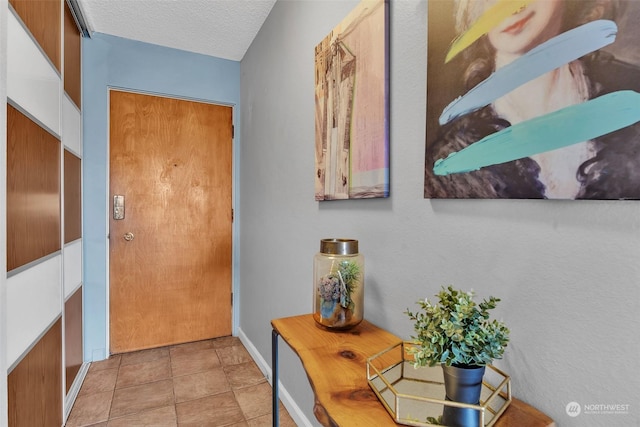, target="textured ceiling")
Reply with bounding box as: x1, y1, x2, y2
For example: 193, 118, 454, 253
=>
76, 0, 277, 61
